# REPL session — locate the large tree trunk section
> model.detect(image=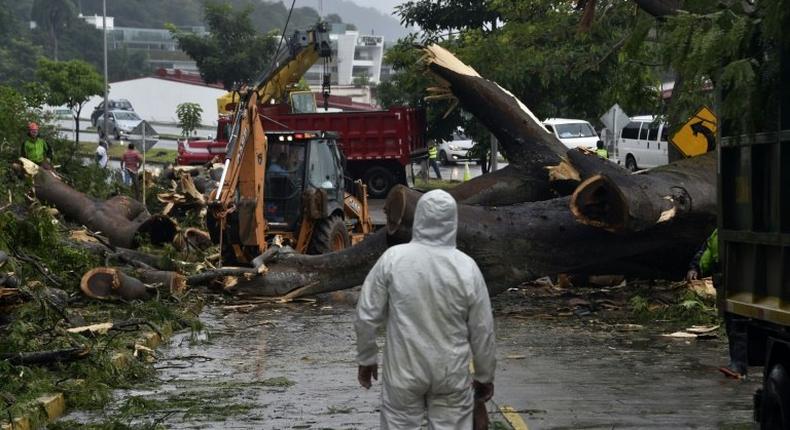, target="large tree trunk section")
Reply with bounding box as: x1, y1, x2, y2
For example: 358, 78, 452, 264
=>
447, 165, 548, 206
386, 186, 712, 295
80, 267, 148, 300
232, 229, 391, 297
1, 347, 91, 365
422, 44, 569, 202
570, 152, 716, 232
31, 165, 177, 248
